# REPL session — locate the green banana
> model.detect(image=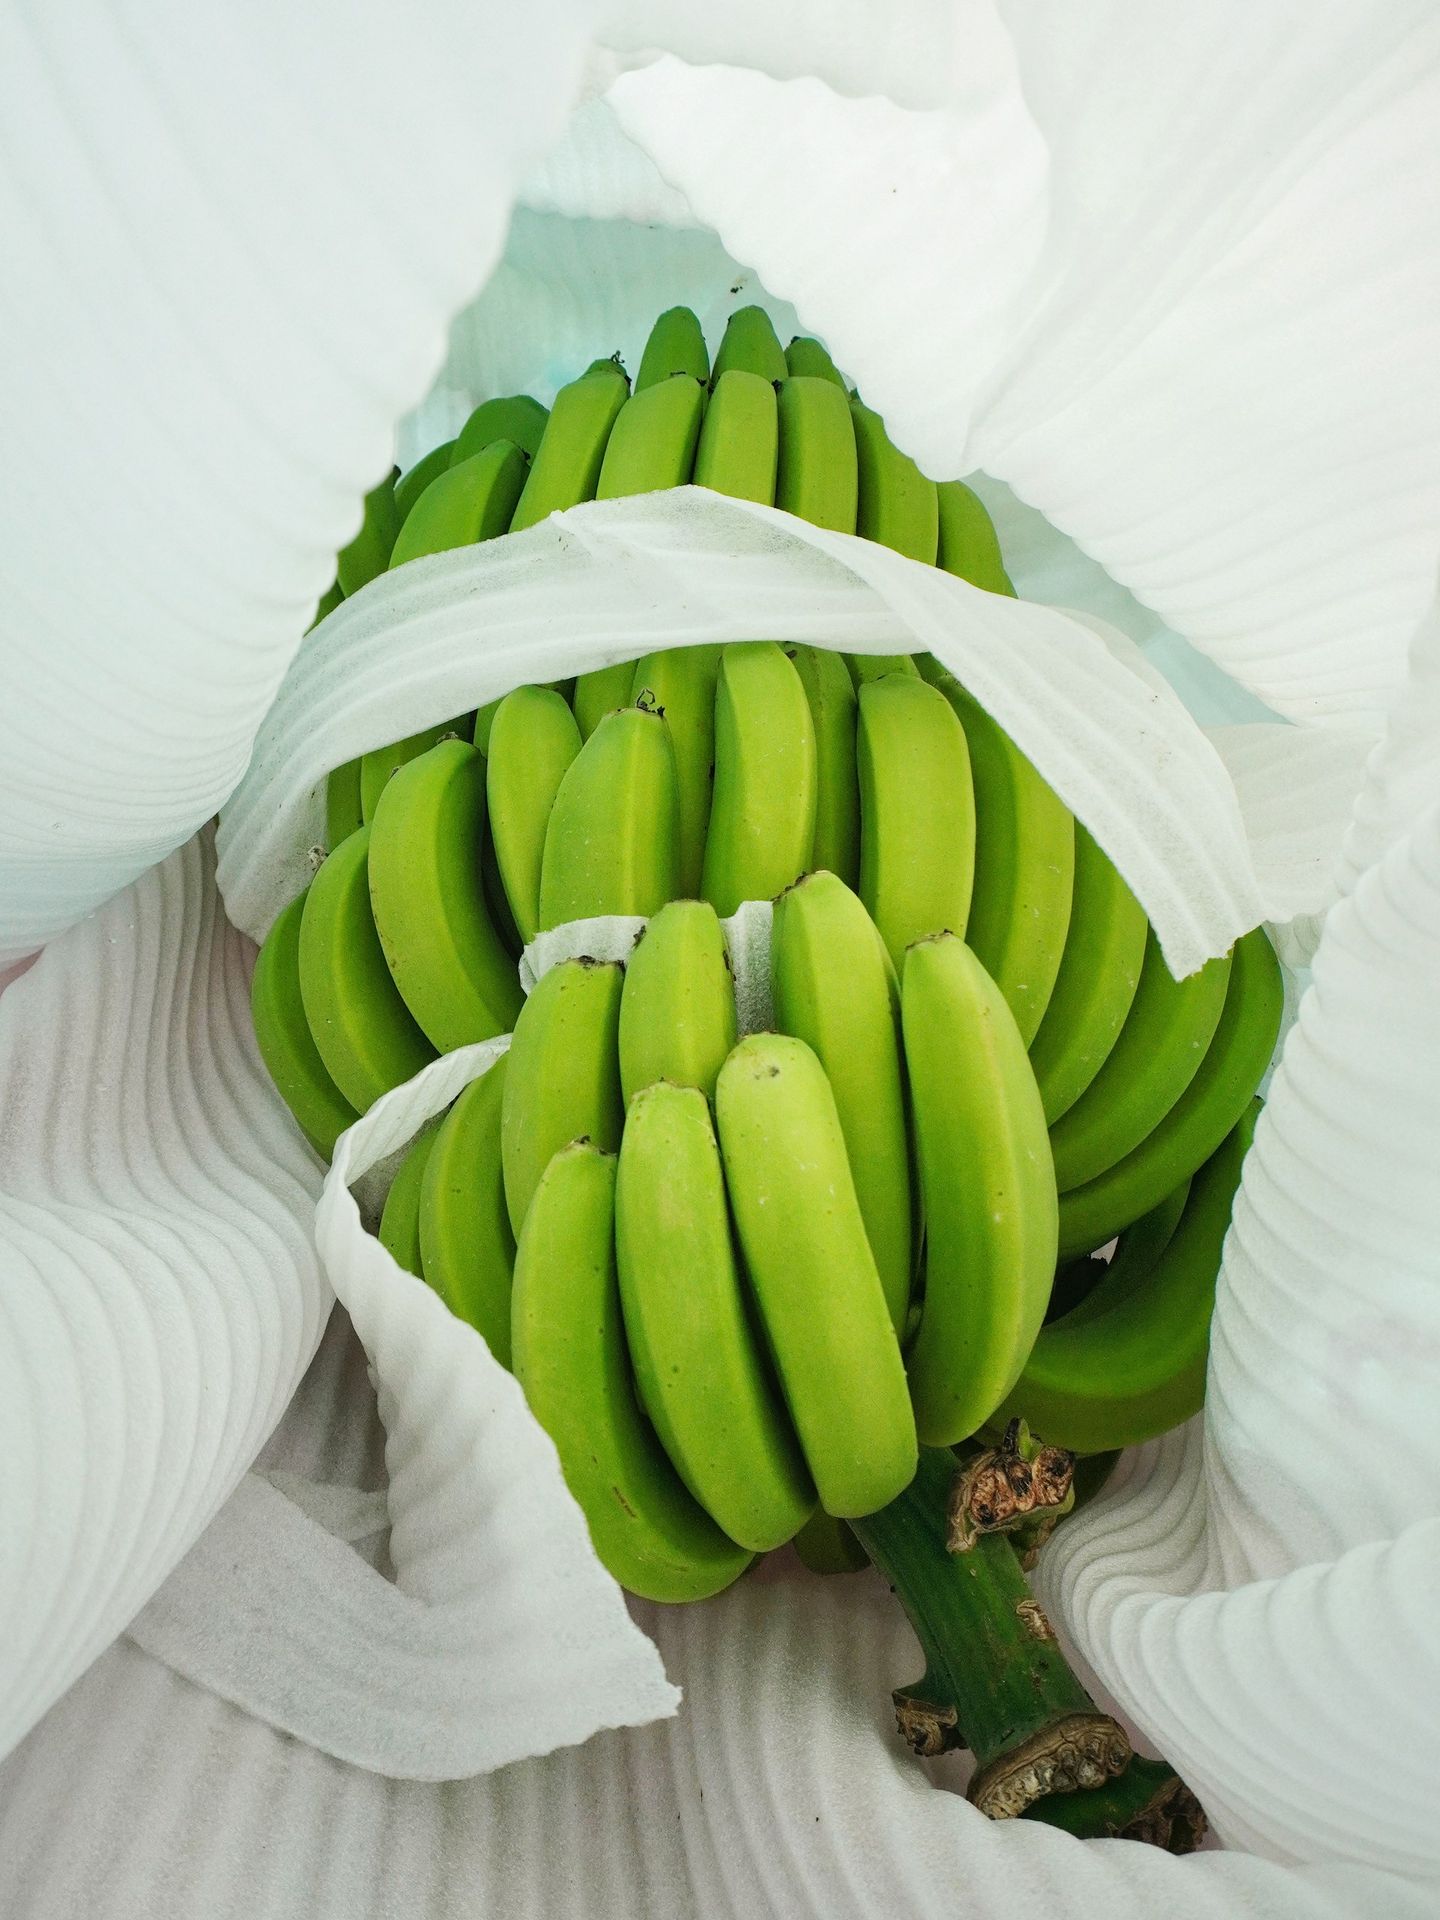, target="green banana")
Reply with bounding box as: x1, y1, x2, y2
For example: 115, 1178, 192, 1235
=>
378, 1123, 439, 1279
500, 956, 624, 1237
571, 665, 637, 742
250, 891, 360, 1157
693, 369, 778, 503
297, 826, 436, 1112
485, 686, 583, 945
851, 400, 938, 563
635, 305, 709, 391
770, 870, 912, 1336
336, 471, 400, 596
537, 706, 681, 930
701, 642, 817, 916
393, 440, 456, 523
784, 336, 846, 386
1048, 931, 1233, 1195
367, 738, 524, 1050
1052, 1180, 1190, 1329
849, 654, 919, 685
388, 440, 529, 570
508, 362, 630, 534
1056, 928, 1282, 1257
783, 645, 860, 887
481, 812, 524, 962
856, 673, 975, 970
628, 645, 723, 895
936, 479, 1014, 595
326, 759, 364, 850
359, 721, 466, 823
776, 375, 857, 531
1000, 1109, 1258, 1451
1027, 824, 1148, 1125
615, 1082, 815, 1550
917, 657, 1075, 1046
511, 1139, 752, 1601
451, 394, 549, 466
711, 304, 787, 384
902, 932, 1058, 1447
418, 1056, 515, 1366
617, 898, 737, 1107
596, 374, 705, 498
716, 1033, 917, 1518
